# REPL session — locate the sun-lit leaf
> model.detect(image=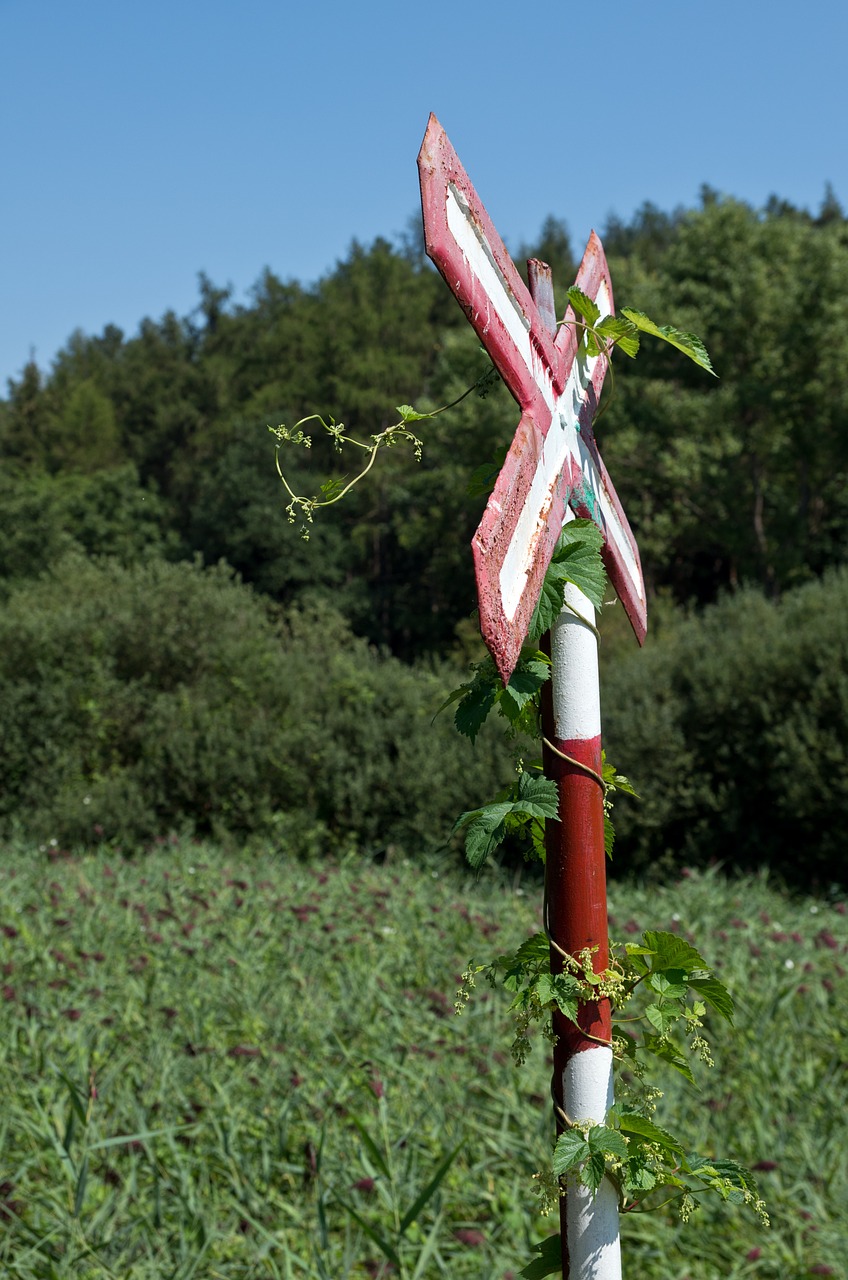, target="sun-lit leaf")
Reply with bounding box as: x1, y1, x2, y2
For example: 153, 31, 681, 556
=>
567, 287, 601, 326
395, 404, 433, 423
596, 315, 640, 358
642, 931, 708, 973
688, 976, 735, 1023
618, 1112, 685, 1156
588, 1124, 629, 1160
620, 308, 717, 376
552, 1128, 588, 1177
